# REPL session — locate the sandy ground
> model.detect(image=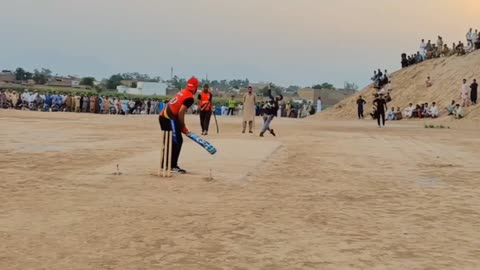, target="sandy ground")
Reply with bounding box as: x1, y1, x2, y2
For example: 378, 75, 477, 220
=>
1, 110, 480, 270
